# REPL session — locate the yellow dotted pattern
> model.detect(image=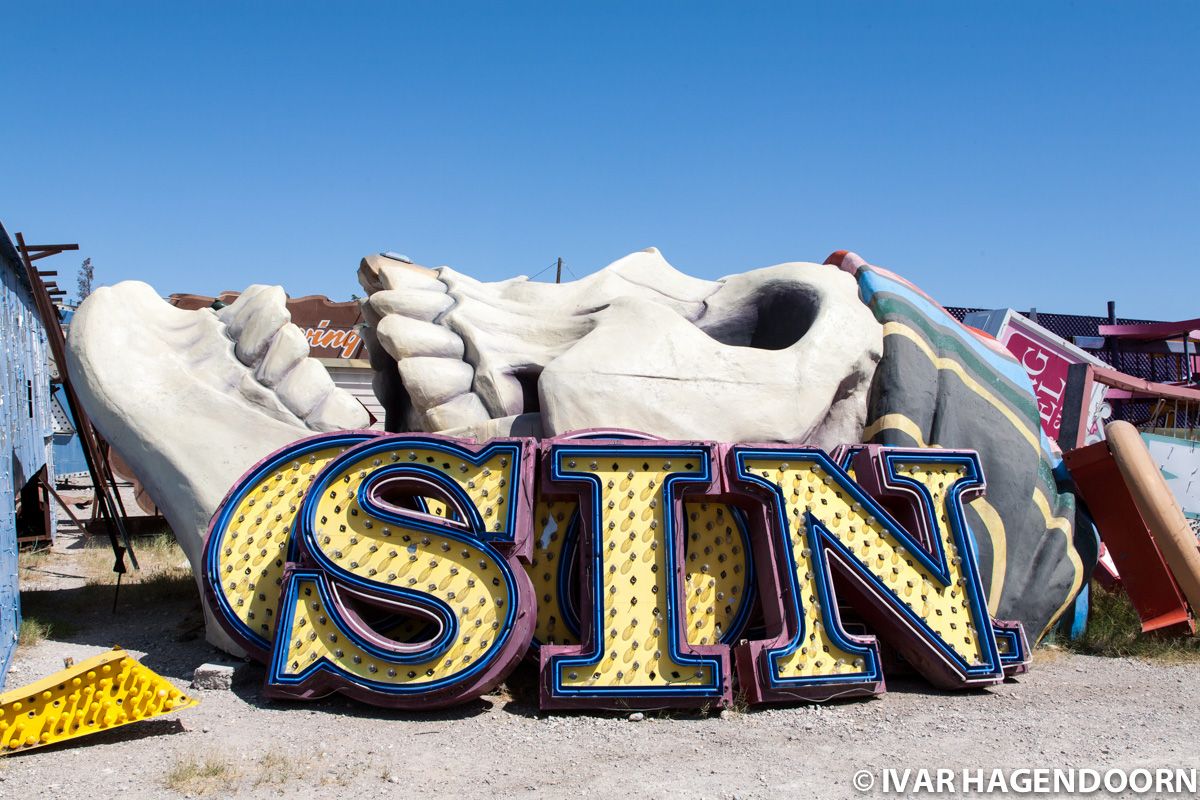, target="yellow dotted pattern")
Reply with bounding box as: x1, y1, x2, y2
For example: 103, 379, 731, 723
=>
275, 446, 519, 685
276, 576, 503, 686
526, 496, 578, 646
213, 444, 348, 643
742, 457, 986, 681
520, 499, 750, 648
682, 503, 749, 646
347, 445, 518, 535
555, 455, 716, 691
214, 442, 518, 651
0, 648, 196, 752
414, 459, 752, 650
890, 459, 985, 664
406, 494, 594, 648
